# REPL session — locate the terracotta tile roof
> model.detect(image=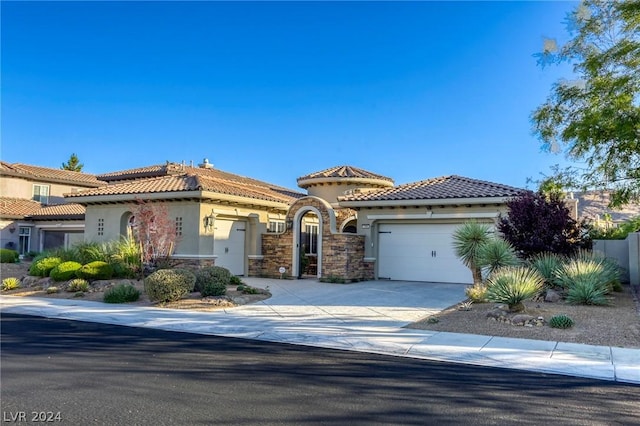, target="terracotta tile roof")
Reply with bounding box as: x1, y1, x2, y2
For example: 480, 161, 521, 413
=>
0, 161, 104, 186
297, 165, 394, 183
338, 175, 524, 202
26, 203, 86, 220
68, 166, 304, 204
0, 197, 42, 218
